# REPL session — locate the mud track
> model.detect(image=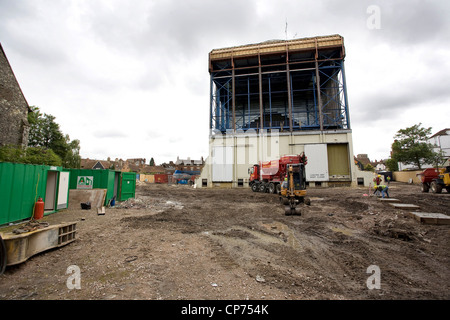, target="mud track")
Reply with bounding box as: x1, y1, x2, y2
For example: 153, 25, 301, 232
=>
1, 182, 449, 300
